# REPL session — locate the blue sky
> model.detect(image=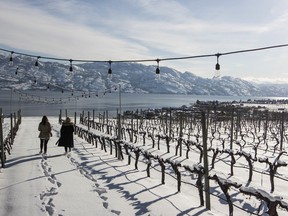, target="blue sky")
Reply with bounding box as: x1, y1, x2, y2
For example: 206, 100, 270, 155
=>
1, 0, 288, 83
